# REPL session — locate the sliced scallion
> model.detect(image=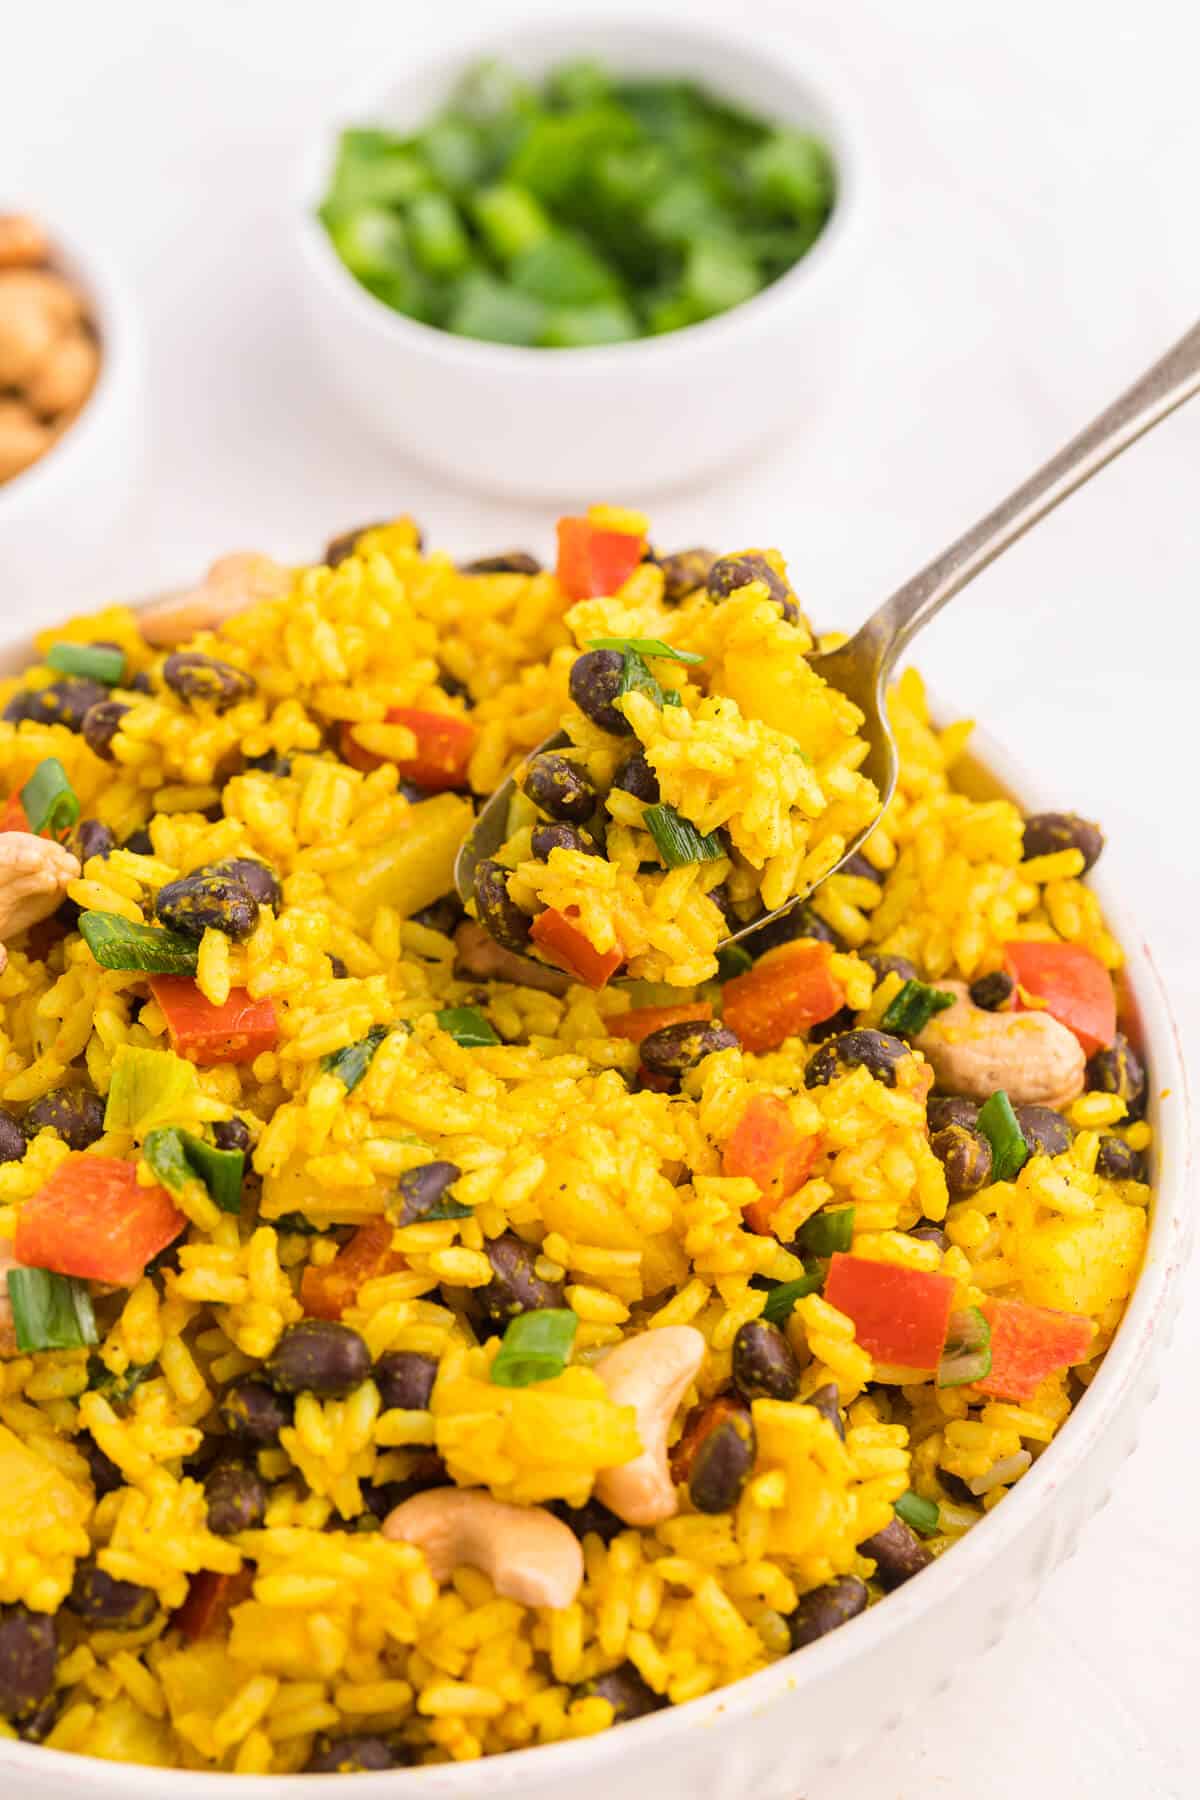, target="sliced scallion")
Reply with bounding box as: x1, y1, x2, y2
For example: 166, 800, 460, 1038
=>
46, 642, 125, 685
977, 1089, 1028, 1183
586, 636, 703, 665
422, 1196, 473, 1221
322, 1024, 391, 1091
143, 1126, 244, 1213
716, 943, 753, 981
643, 803, 725, 869
894, 1490, 940, 1537
490, 1307, 578, 1387
880, 979, 956, 1038
760, 1263, 824, 1325
20, 758, 80, 837
80, 912, 199, 975
87, 1356, 156, 1401
435, 1006, 500, 1047
937, 1306, 992, 1388
616, 647, 668, 709
798, 1205, 855, 1258
7, 1267, 97, 1352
